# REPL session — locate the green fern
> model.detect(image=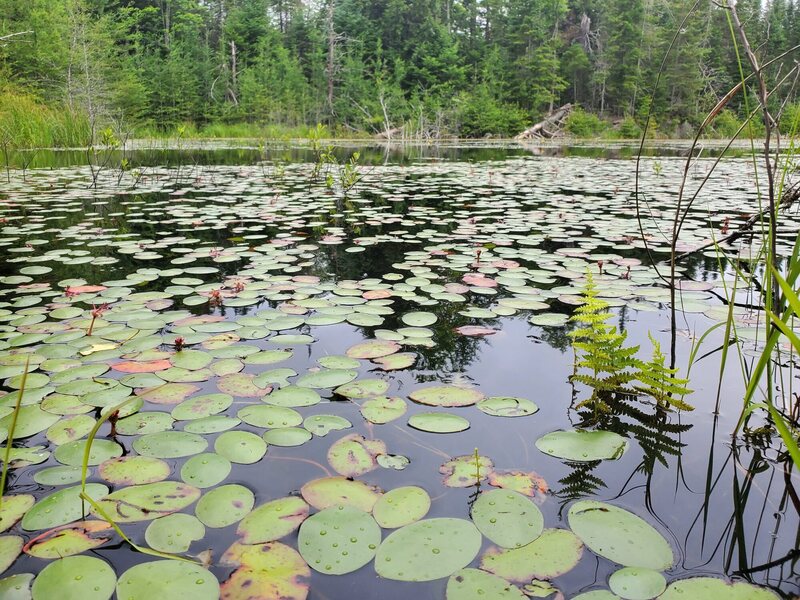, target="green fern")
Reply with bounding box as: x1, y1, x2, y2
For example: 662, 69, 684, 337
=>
635, 333, 694, 411
568, 272, 640, 412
